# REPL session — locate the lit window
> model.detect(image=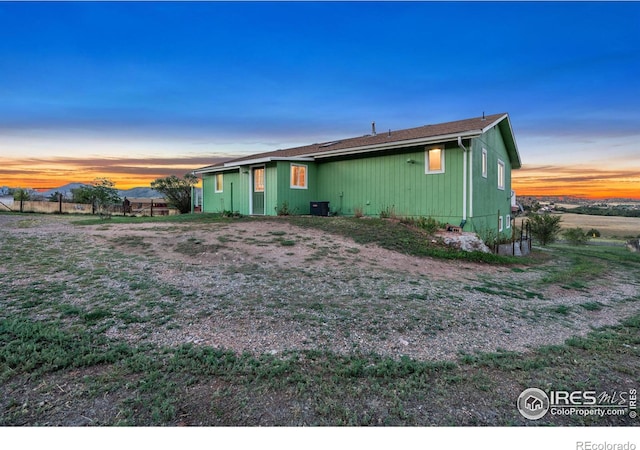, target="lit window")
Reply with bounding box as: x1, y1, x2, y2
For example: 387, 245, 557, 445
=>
482, 148, 488, 178
254, 168, 264, 192
425, 147, 445, 174
290, 164, 307, 189
215, 174, 223, 193
497, 160, 505, 190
